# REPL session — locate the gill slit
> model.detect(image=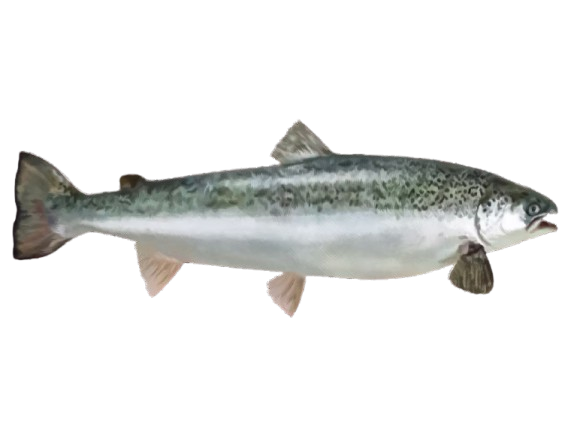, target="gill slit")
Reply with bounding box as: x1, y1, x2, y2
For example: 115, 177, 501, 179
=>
474, 205, 492, 248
